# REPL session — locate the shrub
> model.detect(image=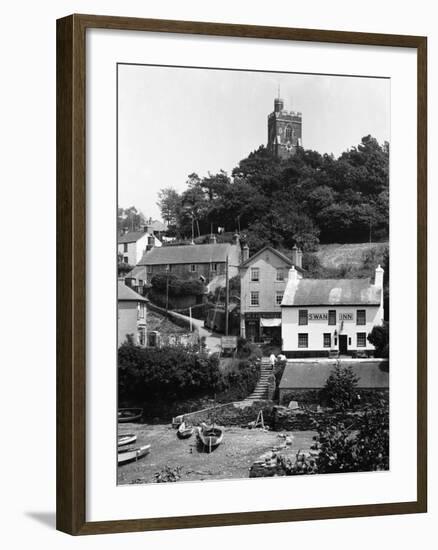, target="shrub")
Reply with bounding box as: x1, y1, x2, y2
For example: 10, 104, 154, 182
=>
118, 341, 224, 403
312, 403, 389, 473
319, 362, 359, 411
368, 322, 389, 358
